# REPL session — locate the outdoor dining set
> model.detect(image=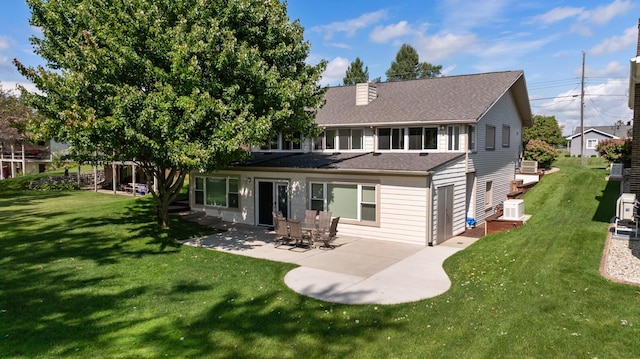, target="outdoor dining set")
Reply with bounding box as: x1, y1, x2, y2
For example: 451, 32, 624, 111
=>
273, 210, 340, 249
